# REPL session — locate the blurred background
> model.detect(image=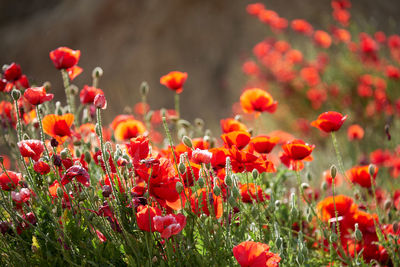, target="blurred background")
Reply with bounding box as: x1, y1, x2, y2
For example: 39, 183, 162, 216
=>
0, 0, 399, 130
